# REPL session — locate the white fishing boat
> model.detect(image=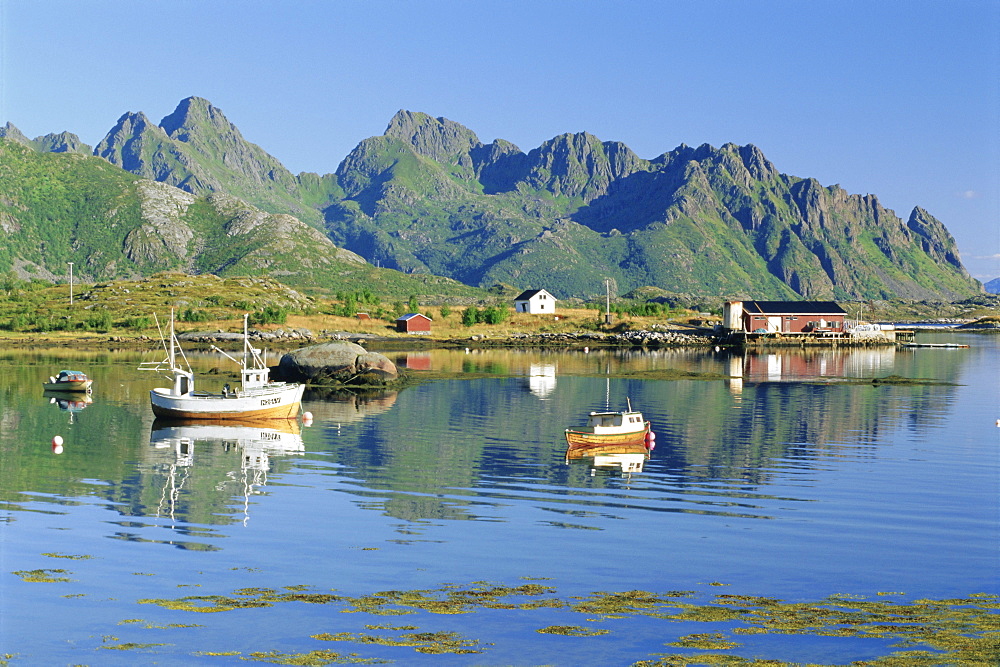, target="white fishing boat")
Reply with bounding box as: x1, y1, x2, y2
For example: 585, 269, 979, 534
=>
140, 312, 304, 420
